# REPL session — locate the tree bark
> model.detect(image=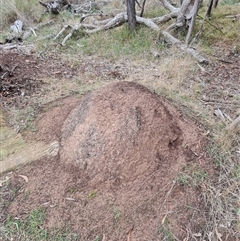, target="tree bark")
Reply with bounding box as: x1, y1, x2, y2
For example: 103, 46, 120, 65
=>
127, 0, 137, 31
